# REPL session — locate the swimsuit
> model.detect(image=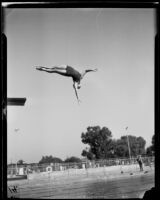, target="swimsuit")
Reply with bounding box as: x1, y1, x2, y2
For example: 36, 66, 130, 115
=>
66, 66, 82, 82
